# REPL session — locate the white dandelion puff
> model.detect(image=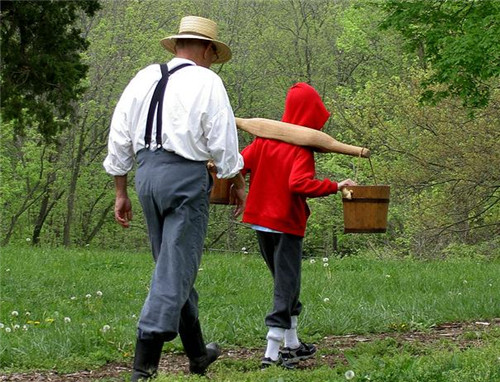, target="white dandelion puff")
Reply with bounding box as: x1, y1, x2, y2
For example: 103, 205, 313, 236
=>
85, 294, 92, 299
102, 324, 111, 333
322, 257, 328, 262
310, 259, 316, 264
96, 291, 103, 297
5, 327, 12, 333
13, 324, 20, 330
0, 323, 4, 329
70, 296, 77, 300
345, 370, 355, 380
64, 317, 71, 323
323, 262, 329, 267
11, 311, 19, 317
23, 325, 28, 331
323, 297, 330, 303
